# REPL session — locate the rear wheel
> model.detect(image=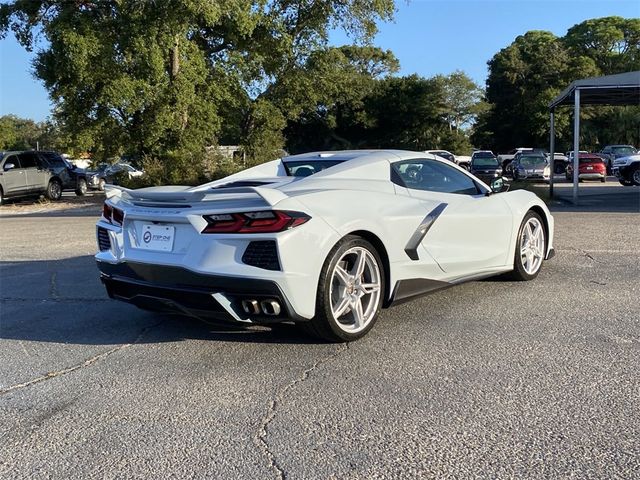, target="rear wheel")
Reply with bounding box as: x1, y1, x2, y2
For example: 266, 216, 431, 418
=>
98, 178, 106, 191
0, 186, 4, 206
302, 236, 384, 342
507, 211, 546, 281
601, 177, 606, 183
75, 178, 87, 196
632, 165, 640, 186
46, 179, 62, 201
